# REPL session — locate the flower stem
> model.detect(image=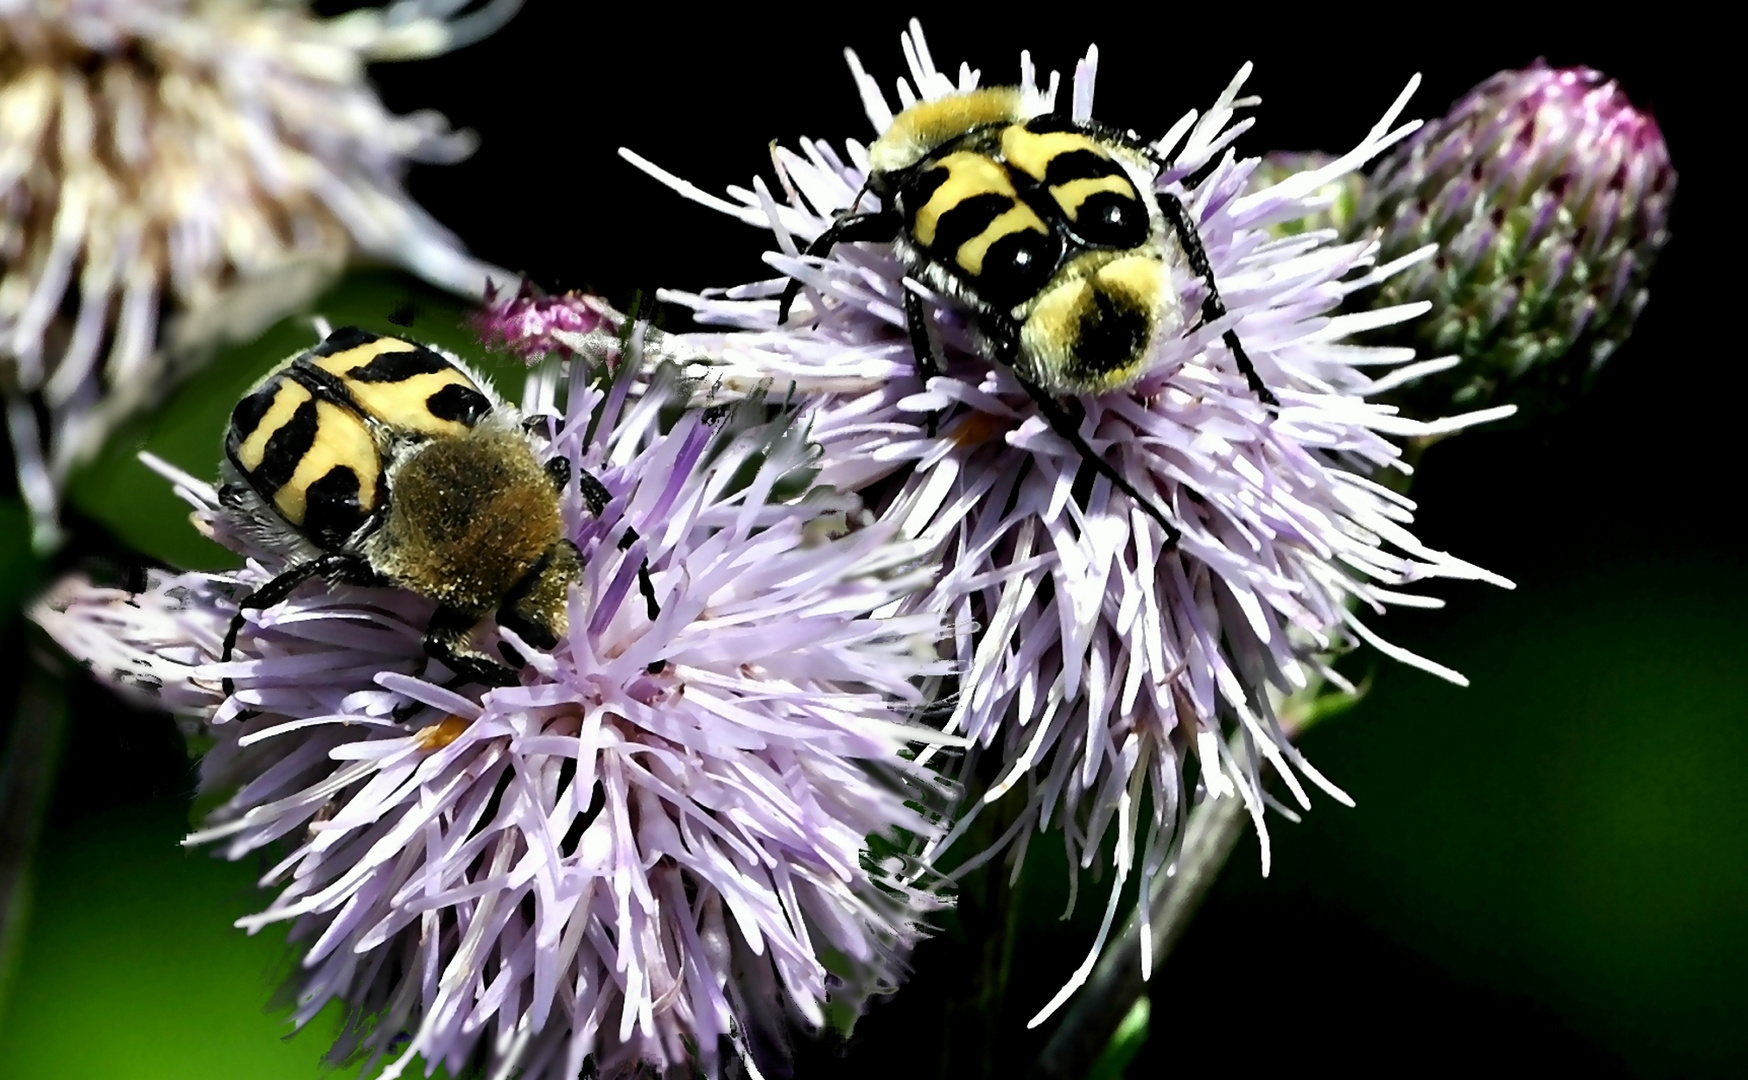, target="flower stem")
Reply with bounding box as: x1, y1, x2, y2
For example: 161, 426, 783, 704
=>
940, 791, 1027, 1080
1029, 788, 1249, 1080
0, 663, 68, 1023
